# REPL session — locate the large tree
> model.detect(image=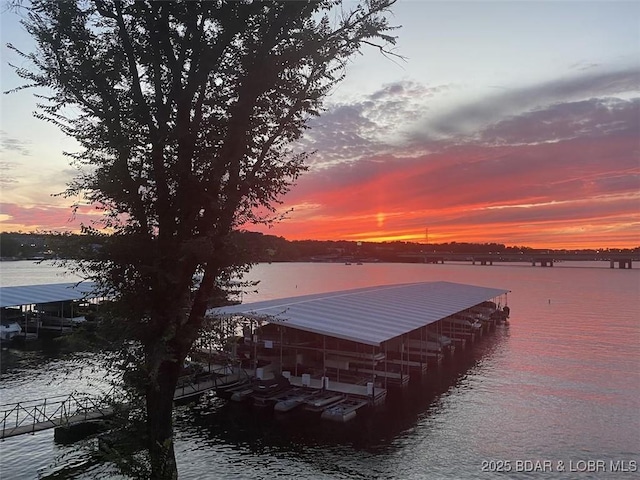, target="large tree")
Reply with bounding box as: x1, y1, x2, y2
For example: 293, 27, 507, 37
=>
8, 0, 397, 477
